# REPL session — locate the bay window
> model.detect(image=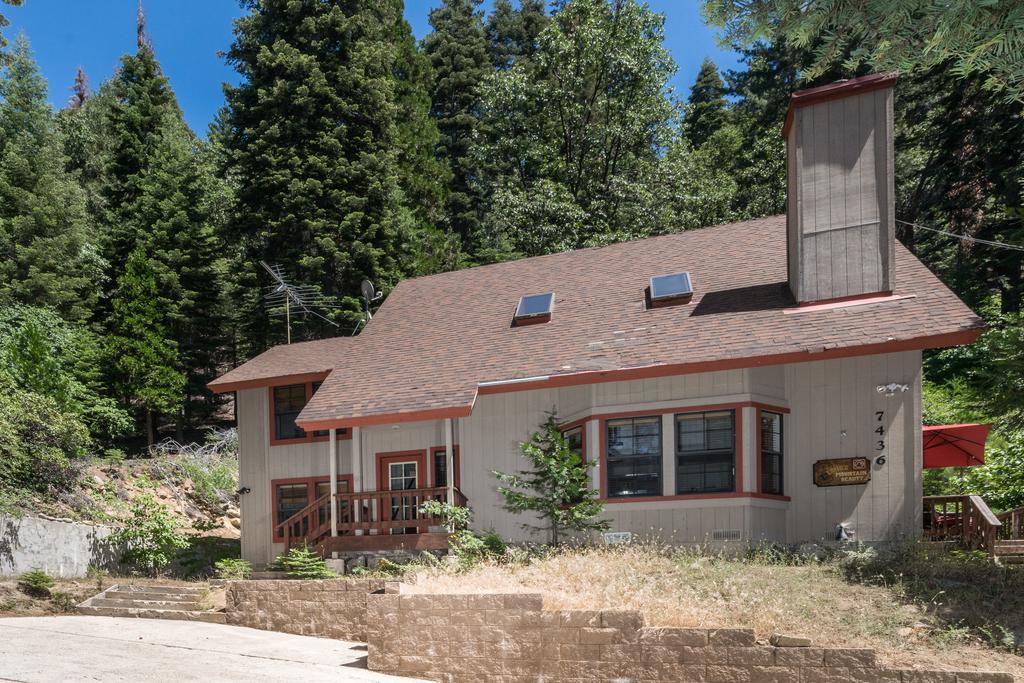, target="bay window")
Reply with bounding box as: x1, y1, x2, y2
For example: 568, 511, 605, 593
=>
760, 411, 784, 495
